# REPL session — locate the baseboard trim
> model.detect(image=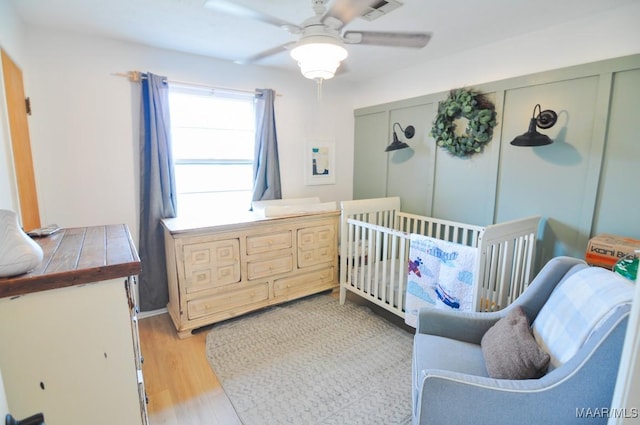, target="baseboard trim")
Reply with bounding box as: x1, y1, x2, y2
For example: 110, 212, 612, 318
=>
139, 307, 168, 319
